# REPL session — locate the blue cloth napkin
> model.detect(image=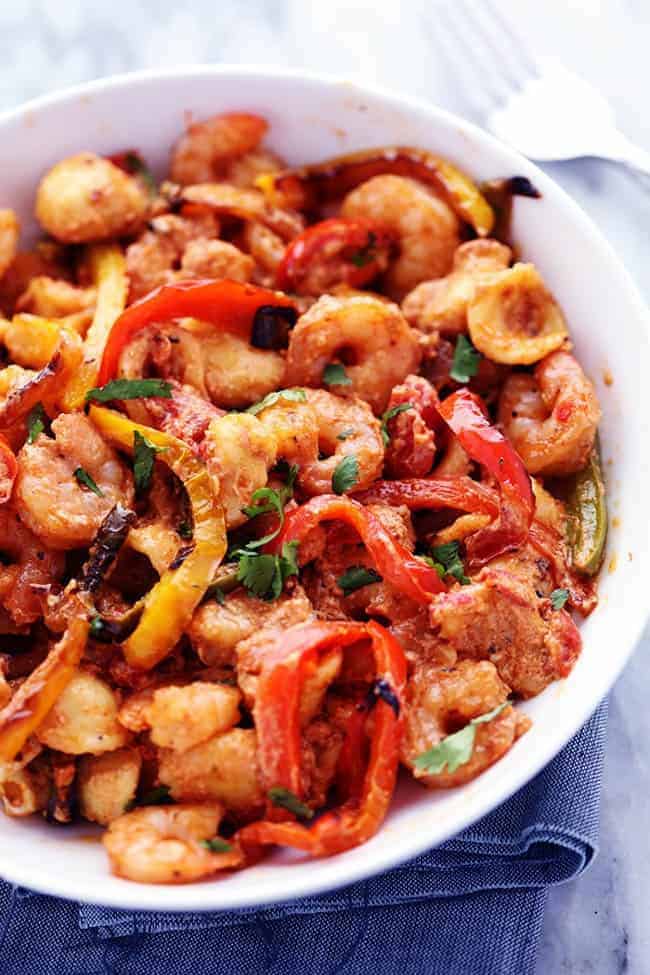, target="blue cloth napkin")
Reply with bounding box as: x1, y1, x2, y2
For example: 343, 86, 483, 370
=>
0, 700, 607, 975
